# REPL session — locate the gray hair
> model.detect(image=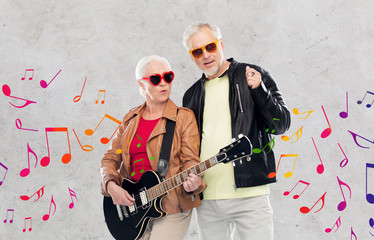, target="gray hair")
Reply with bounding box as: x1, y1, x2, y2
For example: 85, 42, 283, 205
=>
182, 23, 222, 50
